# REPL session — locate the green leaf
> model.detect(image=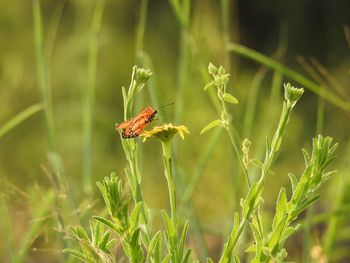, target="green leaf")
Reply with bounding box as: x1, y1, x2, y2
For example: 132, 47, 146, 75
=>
204, 82, 214, 91
162, 254, 172, 263
280, 226, 296, 244
288, 173, 298, 194
93, 216, 121, 235
200, 119, 222, 134
207, 258, 214, 263
122, 86, 127, 104
130, 228, 142, 251
268, 215, 288, 251
250, 220, 263, 259
208, 63, 217, 75
272, 188, 287, 230
70, 226, 89, 241
100, 231, 111, 251
130, 202, 143, 226
179, 221, 189, 259
233, 254, 241, 263
243, 182, 260, 219
63, 248, 86, 262
161, 210, 177, 250
294, 194, 320, 216
302, 148, 310, 166
182, 249, 191, 263
223, 93, 238, 104
245, 244, 256, 253
146, 231, 162, 262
